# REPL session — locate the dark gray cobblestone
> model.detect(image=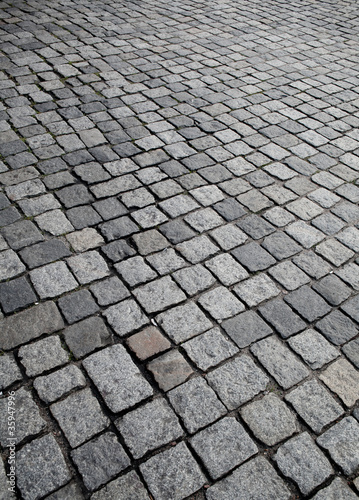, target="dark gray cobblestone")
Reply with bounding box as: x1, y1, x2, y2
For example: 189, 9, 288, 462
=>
1, 0, 359, 498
